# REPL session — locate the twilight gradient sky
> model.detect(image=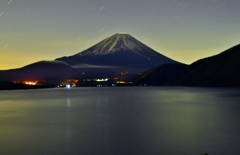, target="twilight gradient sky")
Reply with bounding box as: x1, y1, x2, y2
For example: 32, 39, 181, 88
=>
1, 0, 240, 69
